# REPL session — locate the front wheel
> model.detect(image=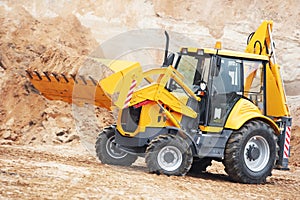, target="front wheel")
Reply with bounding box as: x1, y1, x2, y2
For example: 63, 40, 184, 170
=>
145, 134, 193, 176
95, 126, 138, 166
223, 120, 277, 184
